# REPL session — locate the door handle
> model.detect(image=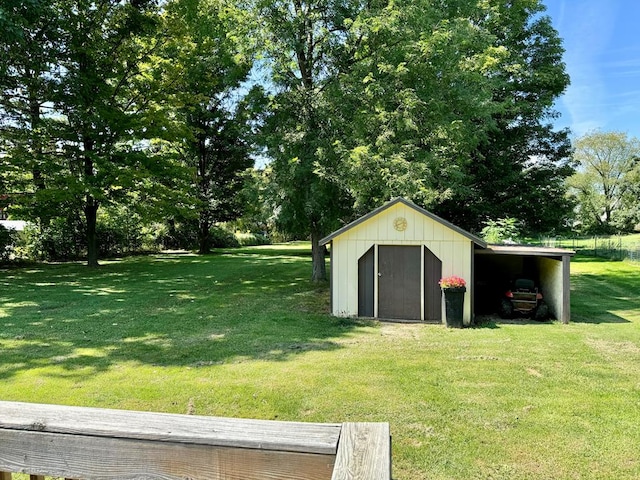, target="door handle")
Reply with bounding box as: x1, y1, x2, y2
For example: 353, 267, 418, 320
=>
378, 272, 382, 277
